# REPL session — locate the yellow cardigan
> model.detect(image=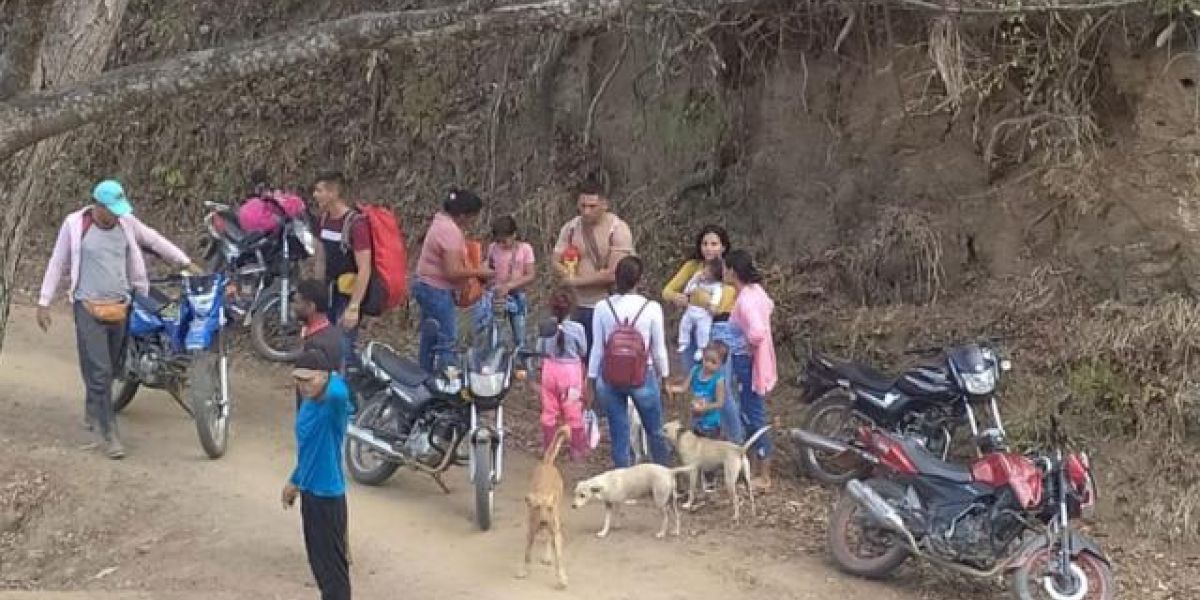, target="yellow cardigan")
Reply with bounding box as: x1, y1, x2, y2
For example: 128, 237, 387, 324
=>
661, 259, 738, 314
